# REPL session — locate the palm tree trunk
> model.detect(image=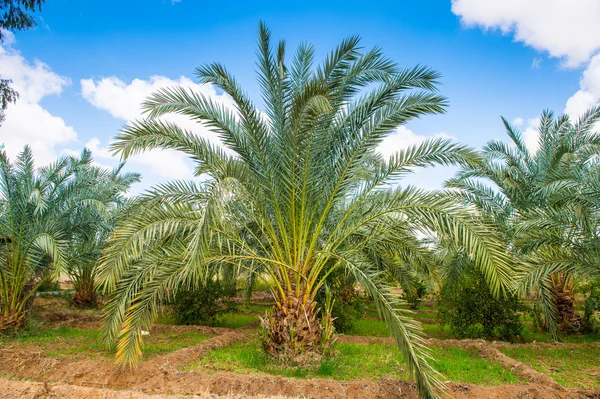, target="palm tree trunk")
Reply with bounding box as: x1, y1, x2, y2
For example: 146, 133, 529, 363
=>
261, 289, 326, 364
0, 281, 36, 331
552, 274, 582, 332
71, 277, 99, 308
70, 264, 99, 308
71, 285, 99, 308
